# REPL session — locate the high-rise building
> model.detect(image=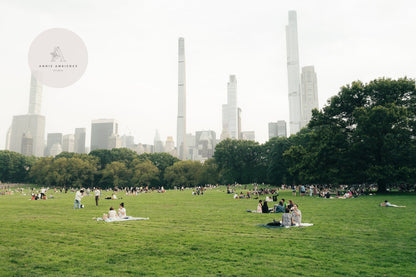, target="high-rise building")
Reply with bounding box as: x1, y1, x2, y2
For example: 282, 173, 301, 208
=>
153, 130, 164, 153
241, 131, 255, 141
8, 74, 45, 157
286, 10, 302, 135
194, 130, 216, 161
45, 133, 63, 156
268, 120, 287, 139
177, 37, 187, 160
21, 132, 33, 156
90, 119, 119, 151
186, 133, 195, 160
5, 126, 12, 151
62, 134, 75, 152
28, 74, 43, 115
74, 128, 86, 154
108, 133, 121, 149
121, 135, 135, 149
301, 66, 319, 127
165, 136, 176, 157
222, 75, 239, 140
237, 107, 242, 140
